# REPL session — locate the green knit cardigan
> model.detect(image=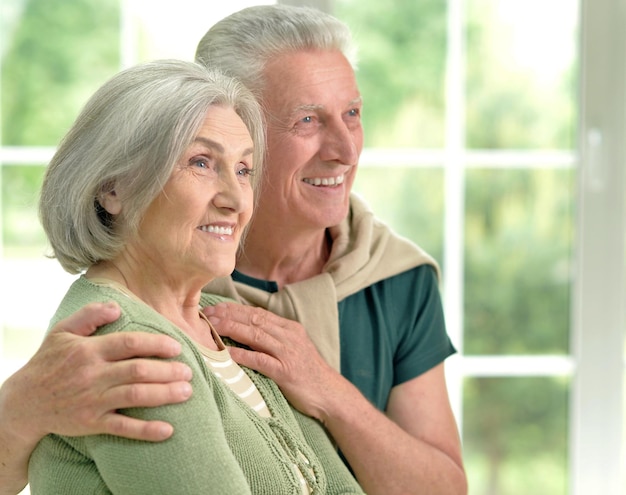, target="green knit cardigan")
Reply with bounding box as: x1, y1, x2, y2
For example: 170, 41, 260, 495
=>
28, 276, 364, 495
